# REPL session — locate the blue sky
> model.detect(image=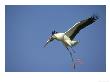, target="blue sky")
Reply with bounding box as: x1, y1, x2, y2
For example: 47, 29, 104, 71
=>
5, 5, 106, 72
